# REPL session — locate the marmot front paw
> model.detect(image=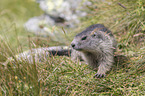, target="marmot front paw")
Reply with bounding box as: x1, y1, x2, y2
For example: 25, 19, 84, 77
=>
94, 73, 106, 78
